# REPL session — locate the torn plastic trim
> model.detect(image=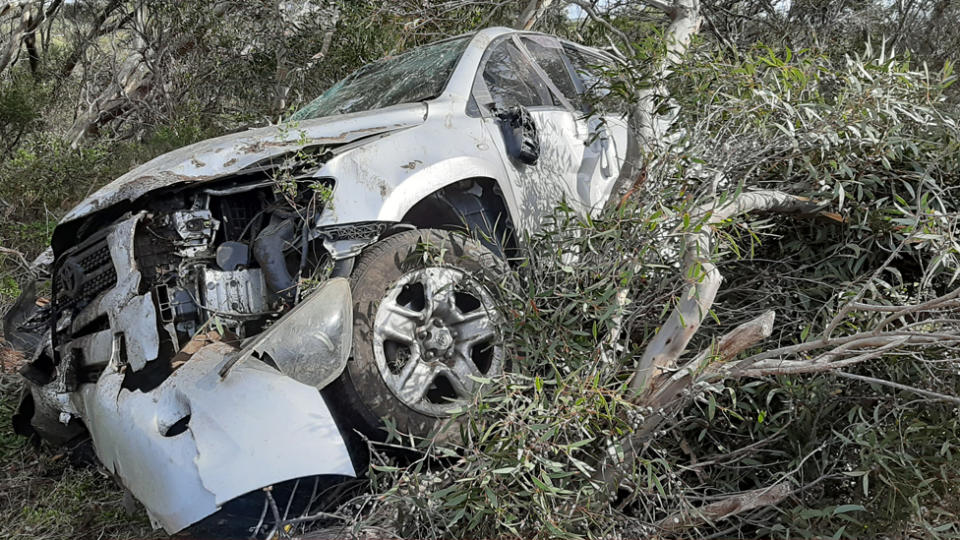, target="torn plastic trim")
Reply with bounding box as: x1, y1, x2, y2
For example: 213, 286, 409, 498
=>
314, 221, 391, 260
81, 340, 354, 533
219, 277, 351, 388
